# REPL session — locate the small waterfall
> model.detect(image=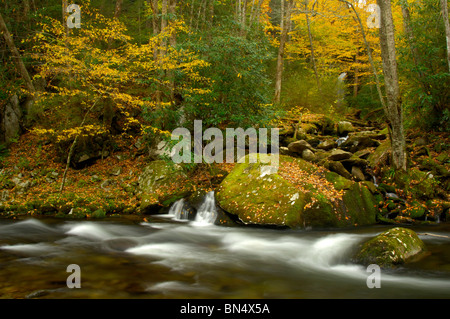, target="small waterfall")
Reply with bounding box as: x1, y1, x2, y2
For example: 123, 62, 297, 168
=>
195, 192, 218, 225
168, 199, 189, 221
372, 175, 379, 187
336, 135, 348, 146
